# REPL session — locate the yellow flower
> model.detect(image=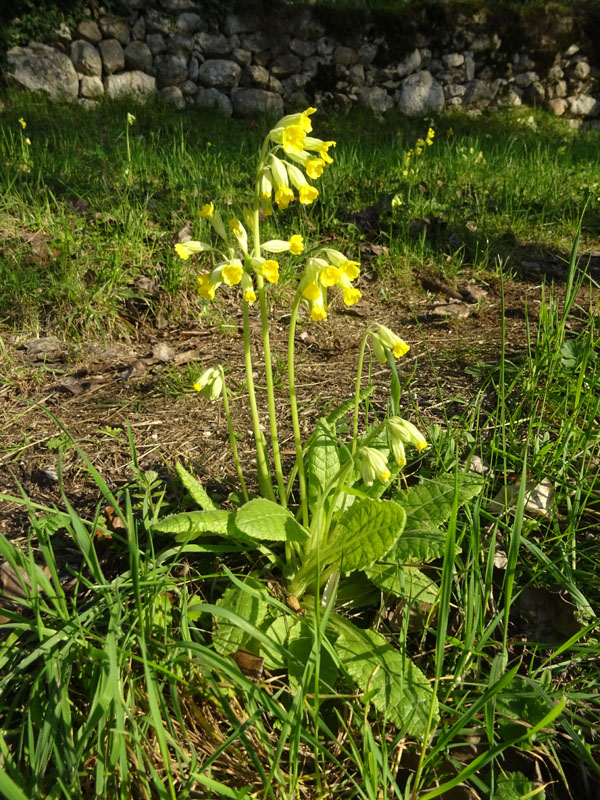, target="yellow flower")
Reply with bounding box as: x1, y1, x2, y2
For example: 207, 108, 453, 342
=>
275, 186, 295, 209
175, 240, 210, 260
427, 127, 435, 140
229, 218, 248, 253
318, 140, 336, 163
25, 138, 31, 146
311, 303, 327, 322
342, 286, 362, 306
340, 260, 360, 280
197, 274, 216, 300
261, 259, 279, 283
319, 266, 342, 287
282, 124, 307, 156
387, 417, 428, 457
416, 138, 426, 148
306, 158, 325, 179
415, 147, 423, 156
18, 118, 26, 129
222, 263, 243, 286
360, 447, 391, 486
241, 272, 256, 303
259, 168, 272, 199
299, 185, 318, 204
127, 113, 136, 126
193, 366, 222, 399
391, 195, 403, 208
372, 324, 410, 362
289, 235, 304, 255
302, 282, 321, 301
300, 107, 317, 132
199, 202, 214, 218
